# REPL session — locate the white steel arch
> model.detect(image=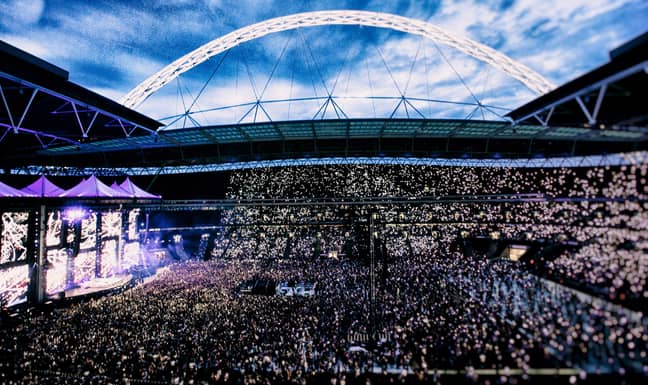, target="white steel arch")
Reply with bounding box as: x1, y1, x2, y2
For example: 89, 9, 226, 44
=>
120, 10, 556, 109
